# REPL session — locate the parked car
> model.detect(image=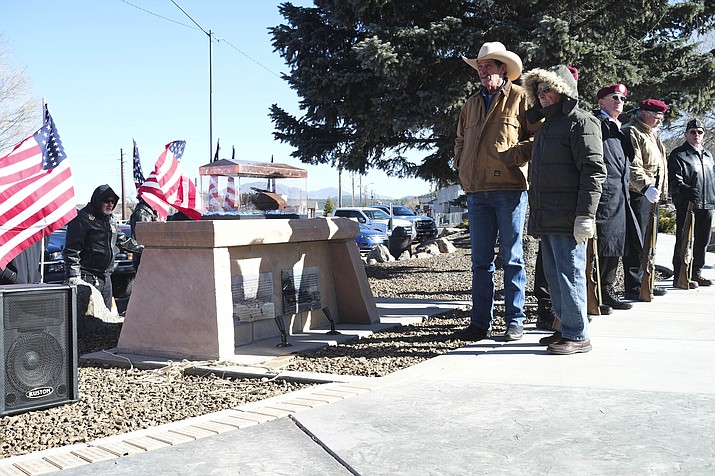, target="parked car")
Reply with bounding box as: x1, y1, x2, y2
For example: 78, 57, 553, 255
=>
355, 223, 388, 252
332, 207, 416, 239
42, 224, 136, 298
373, 205, 438, 241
